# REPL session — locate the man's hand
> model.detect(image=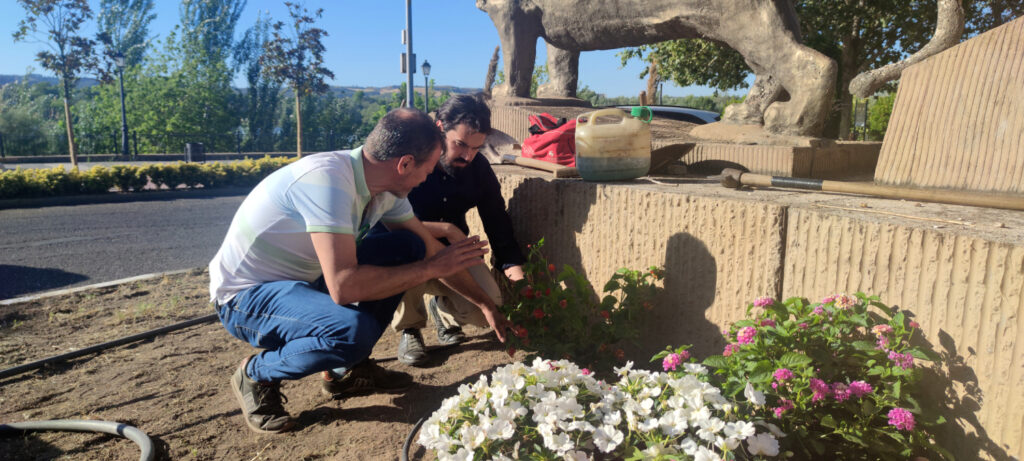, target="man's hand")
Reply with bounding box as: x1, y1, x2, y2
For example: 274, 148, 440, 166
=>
424, 236, 489, 279
480, 304, 511, 343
